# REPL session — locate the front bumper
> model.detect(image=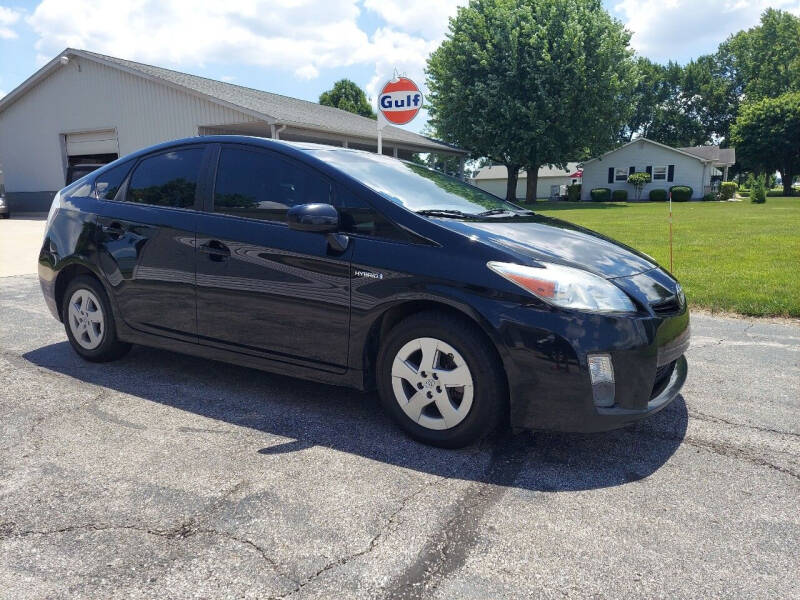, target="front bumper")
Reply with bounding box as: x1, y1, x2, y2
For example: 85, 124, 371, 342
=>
491, 297, 690, 433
